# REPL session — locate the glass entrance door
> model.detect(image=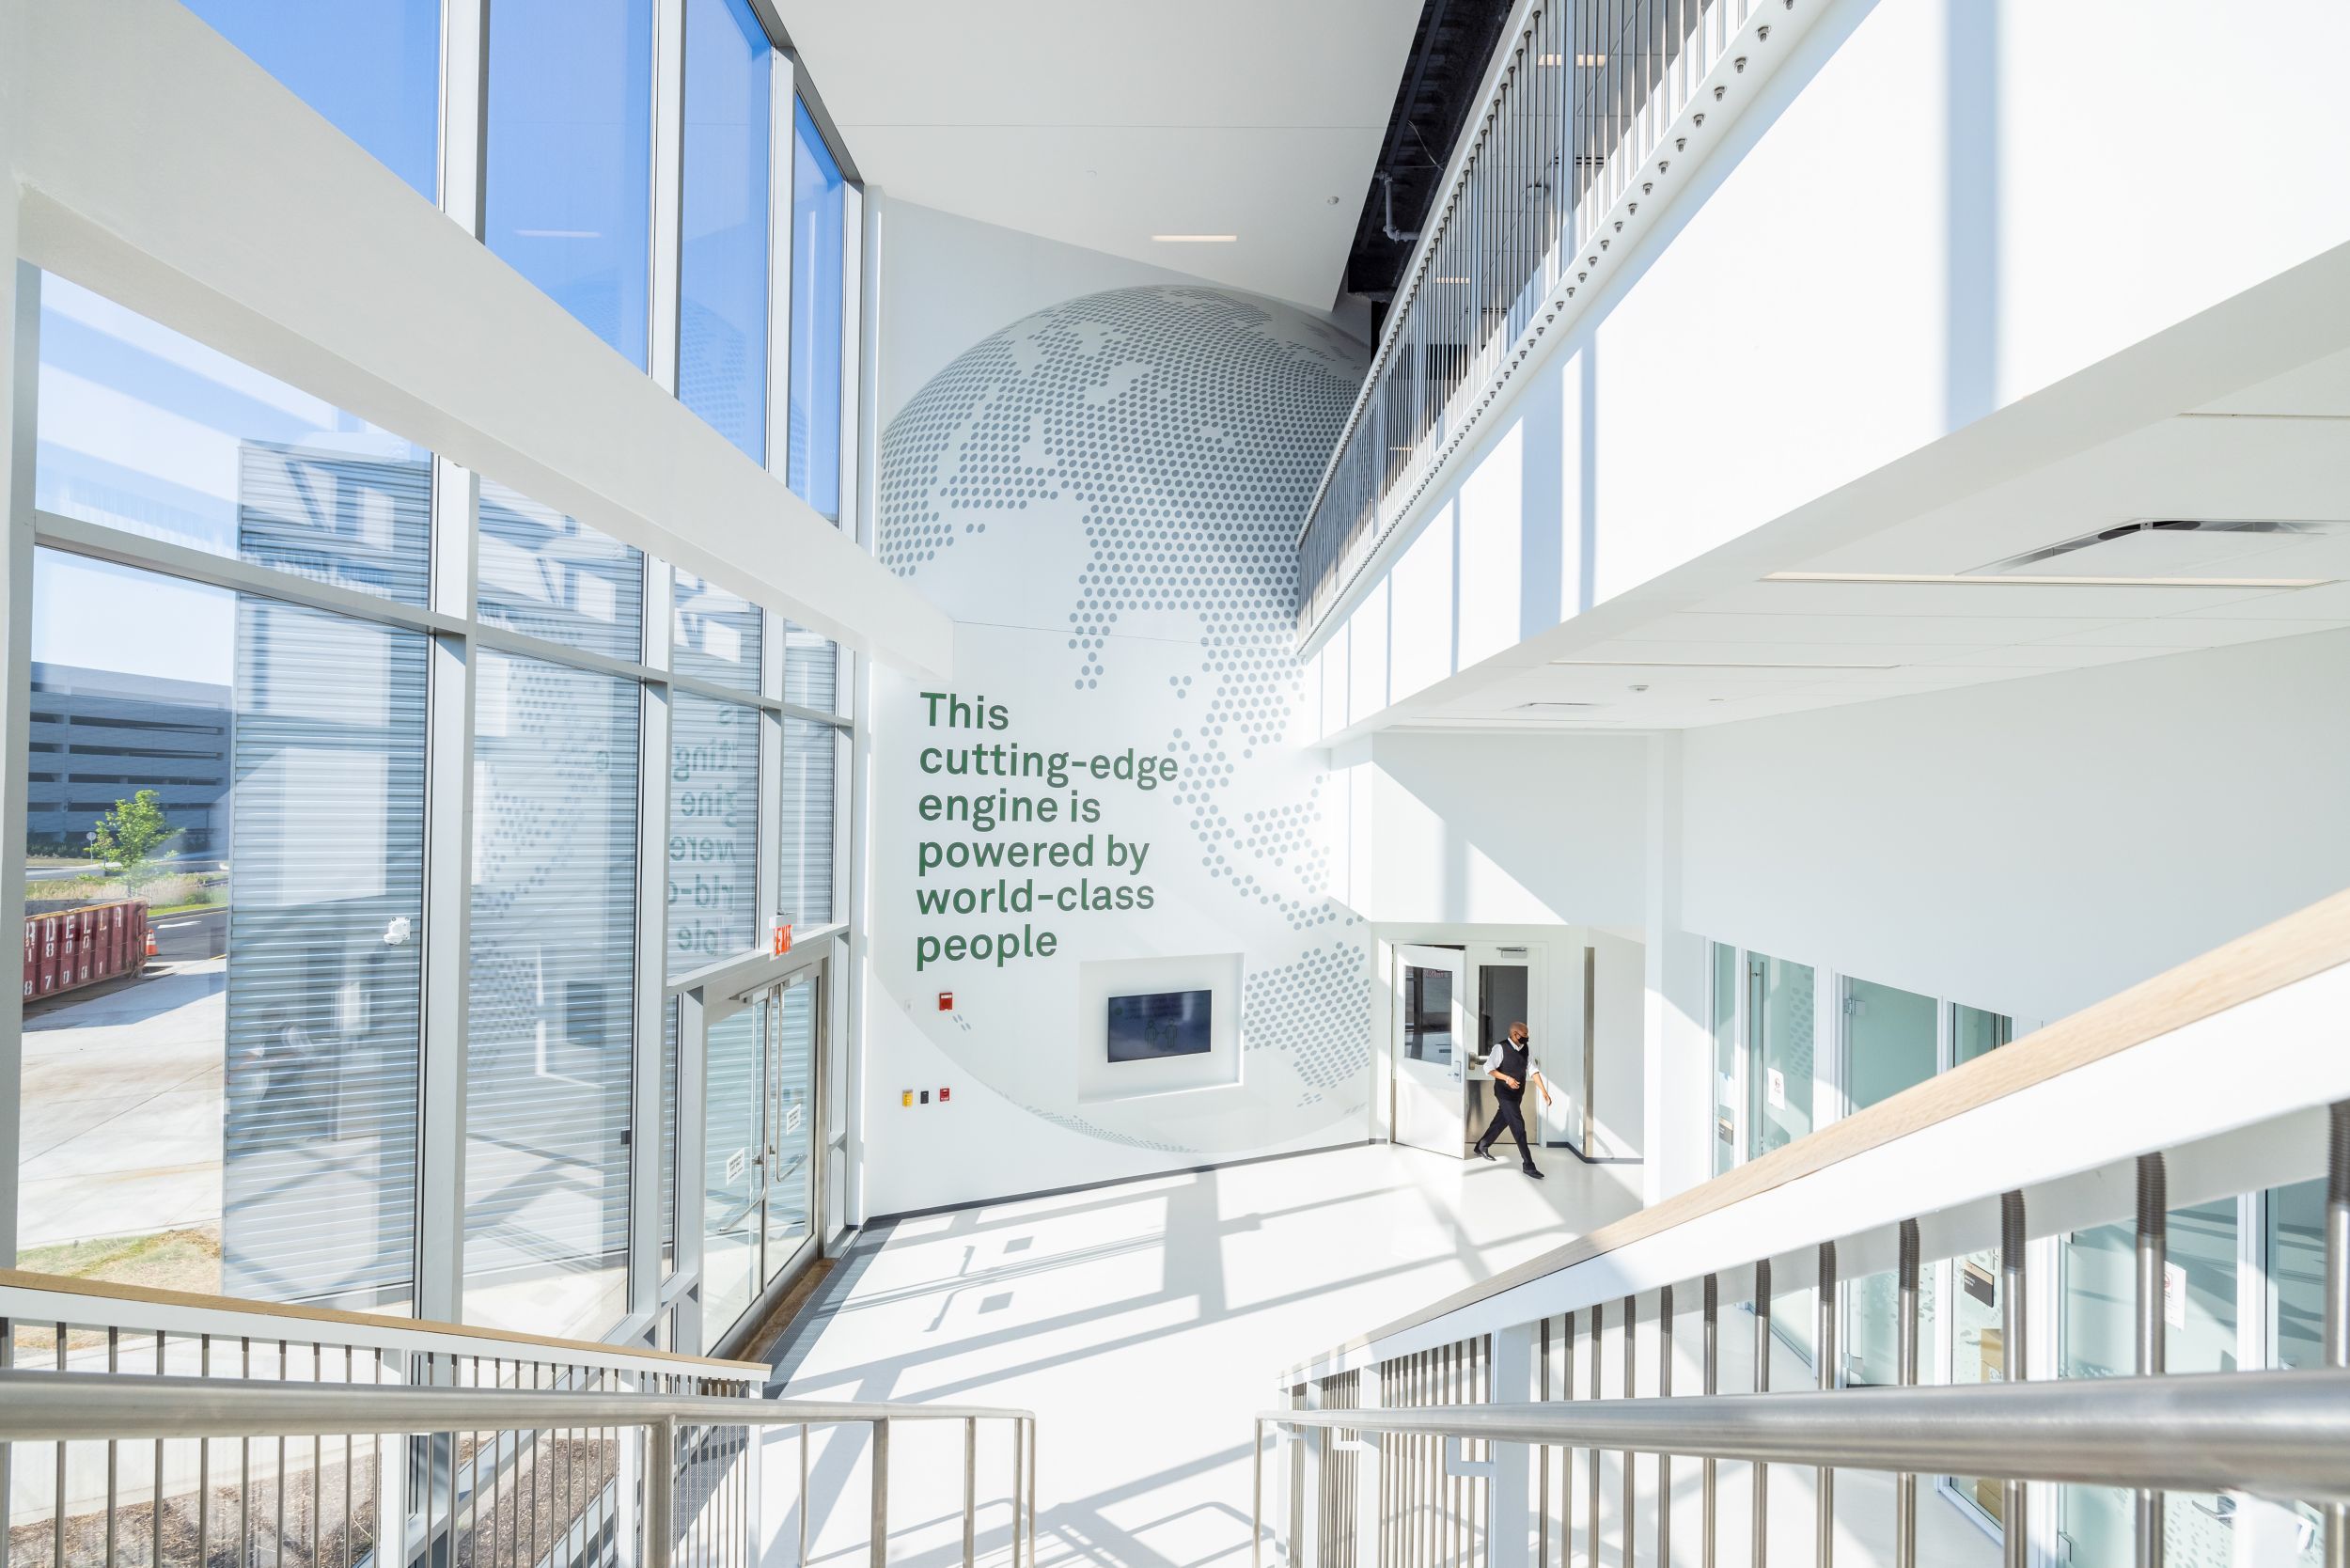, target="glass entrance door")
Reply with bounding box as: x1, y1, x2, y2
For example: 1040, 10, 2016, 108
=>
696, 957, 824, 1353
1392, 946, 1469, 1157
701, 993, 766, 1341
762, 973, 818, 1286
